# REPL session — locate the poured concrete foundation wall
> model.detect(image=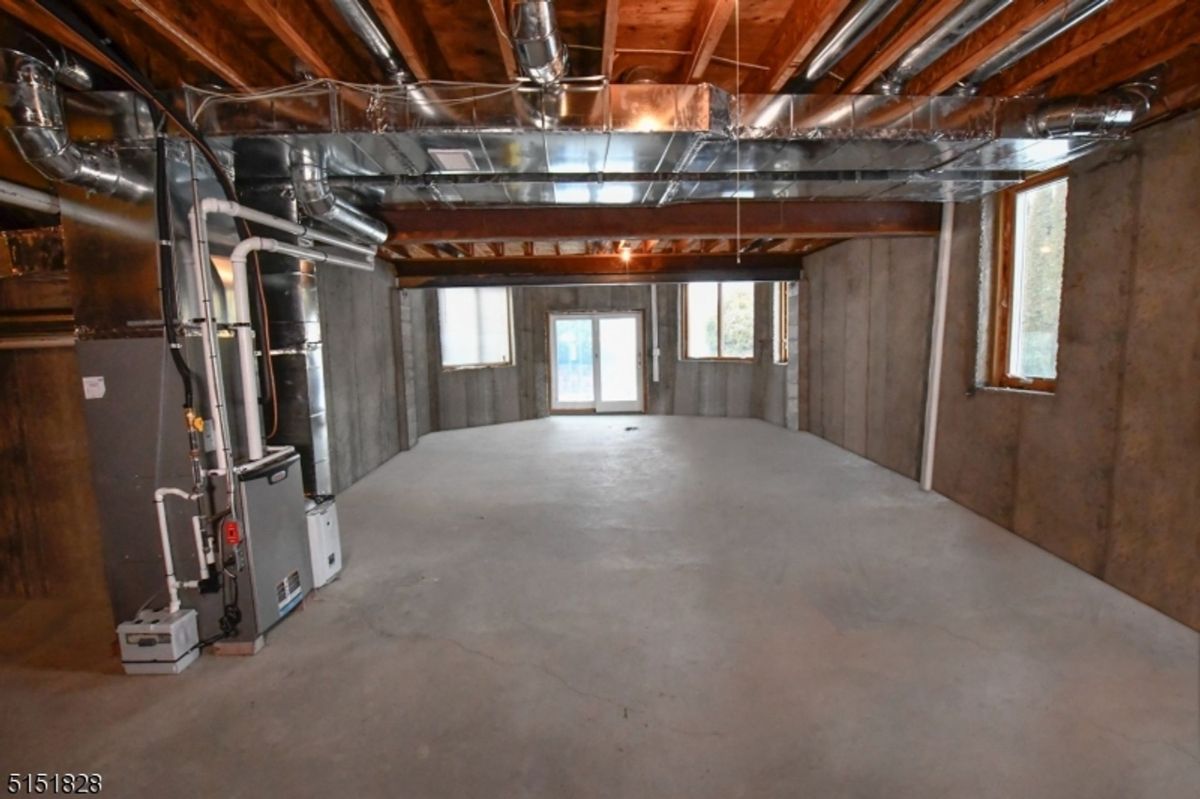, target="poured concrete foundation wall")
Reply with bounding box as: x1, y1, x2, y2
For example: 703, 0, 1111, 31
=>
421, 282, 794, 432
803, 238, 937, 480
318, 264, 408, 493
931, 110, 1200, 630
